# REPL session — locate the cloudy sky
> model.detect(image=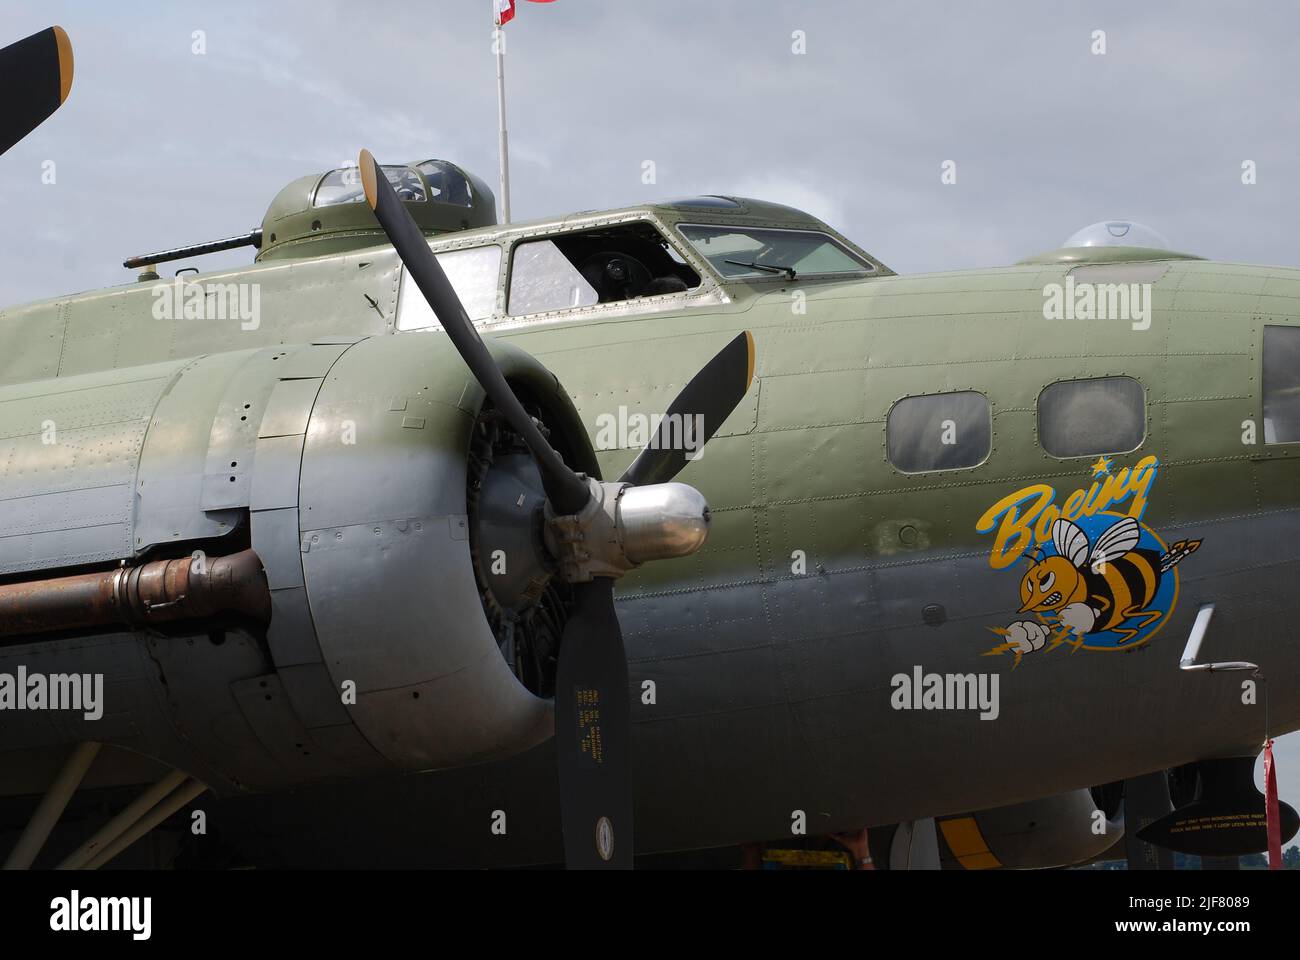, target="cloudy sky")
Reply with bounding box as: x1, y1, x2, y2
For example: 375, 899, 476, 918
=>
4, 0, 1299, 302
3, 0, 1299, 835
